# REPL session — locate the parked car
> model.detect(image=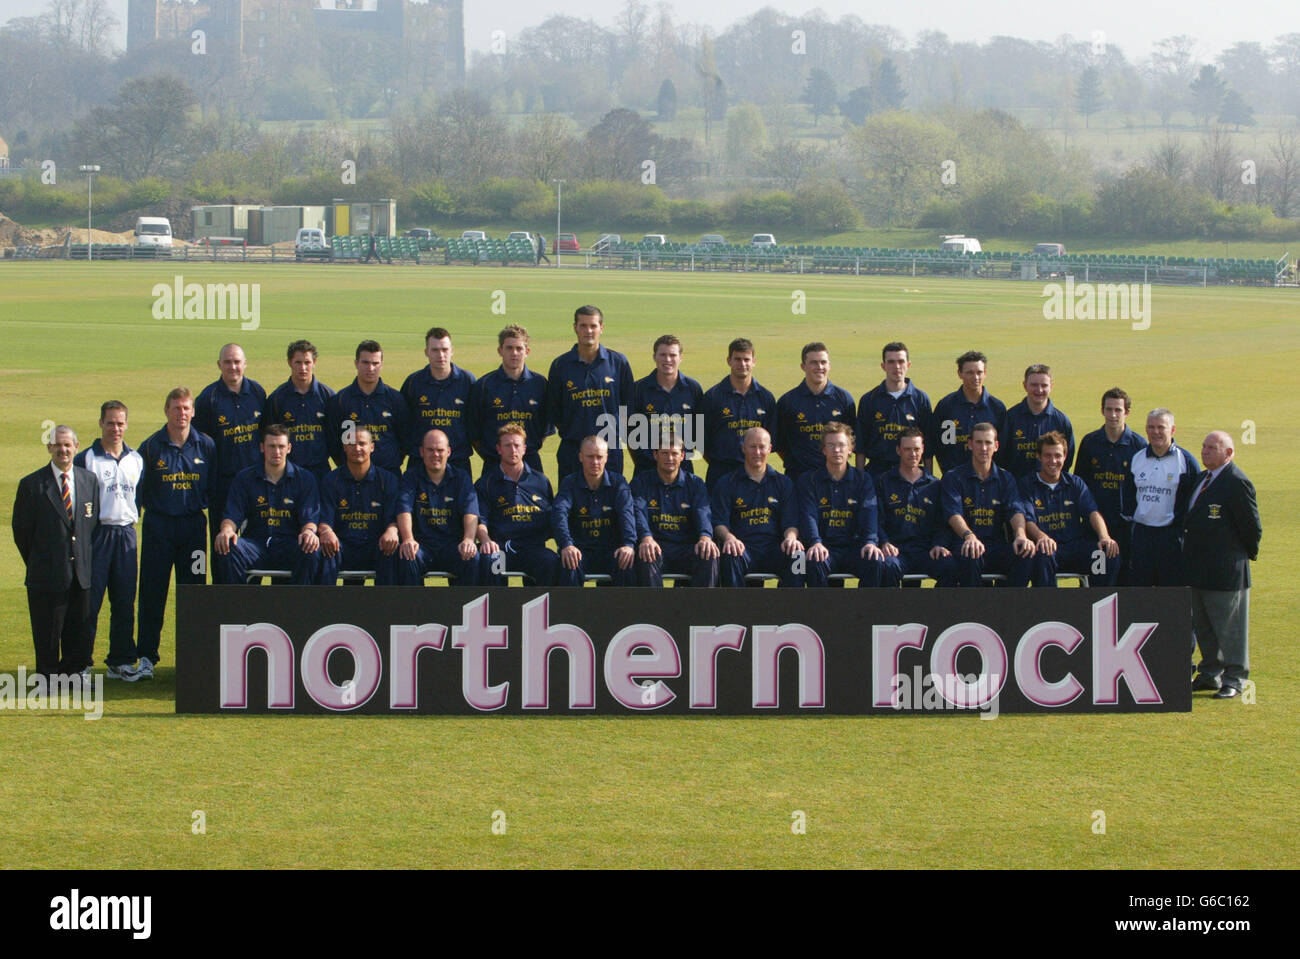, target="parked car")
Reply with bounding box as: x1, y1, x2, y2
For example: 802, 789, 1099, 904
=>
294, 227, 331, 261
939, 235, 982, 254
640, 234, 668, 245
460, 230, 488, 242
553, 232, 580, 253
698, 234, 726, 246
507, 231, 535, 244
751, 233, 777, 247
405, 228, 437, 241
1033, 242, 1066, 256
592, 233, 622, 253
